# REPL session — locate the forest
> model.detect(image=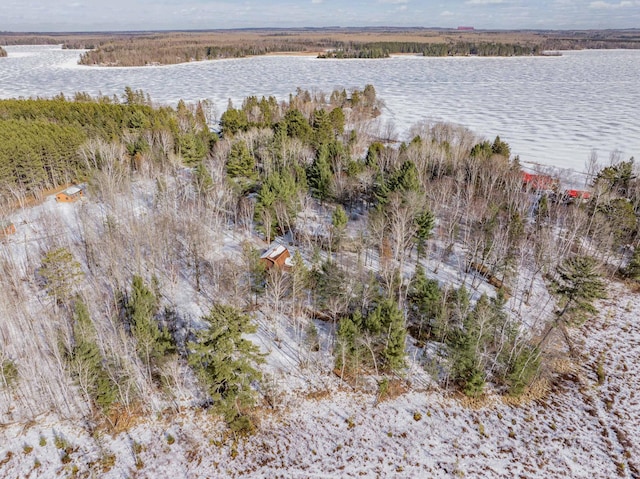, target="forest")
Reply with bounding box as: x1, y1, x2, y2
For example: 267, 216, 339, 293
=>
1, 84, 639, 465
2, 28, 638, 66
318, 40, 540, 58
